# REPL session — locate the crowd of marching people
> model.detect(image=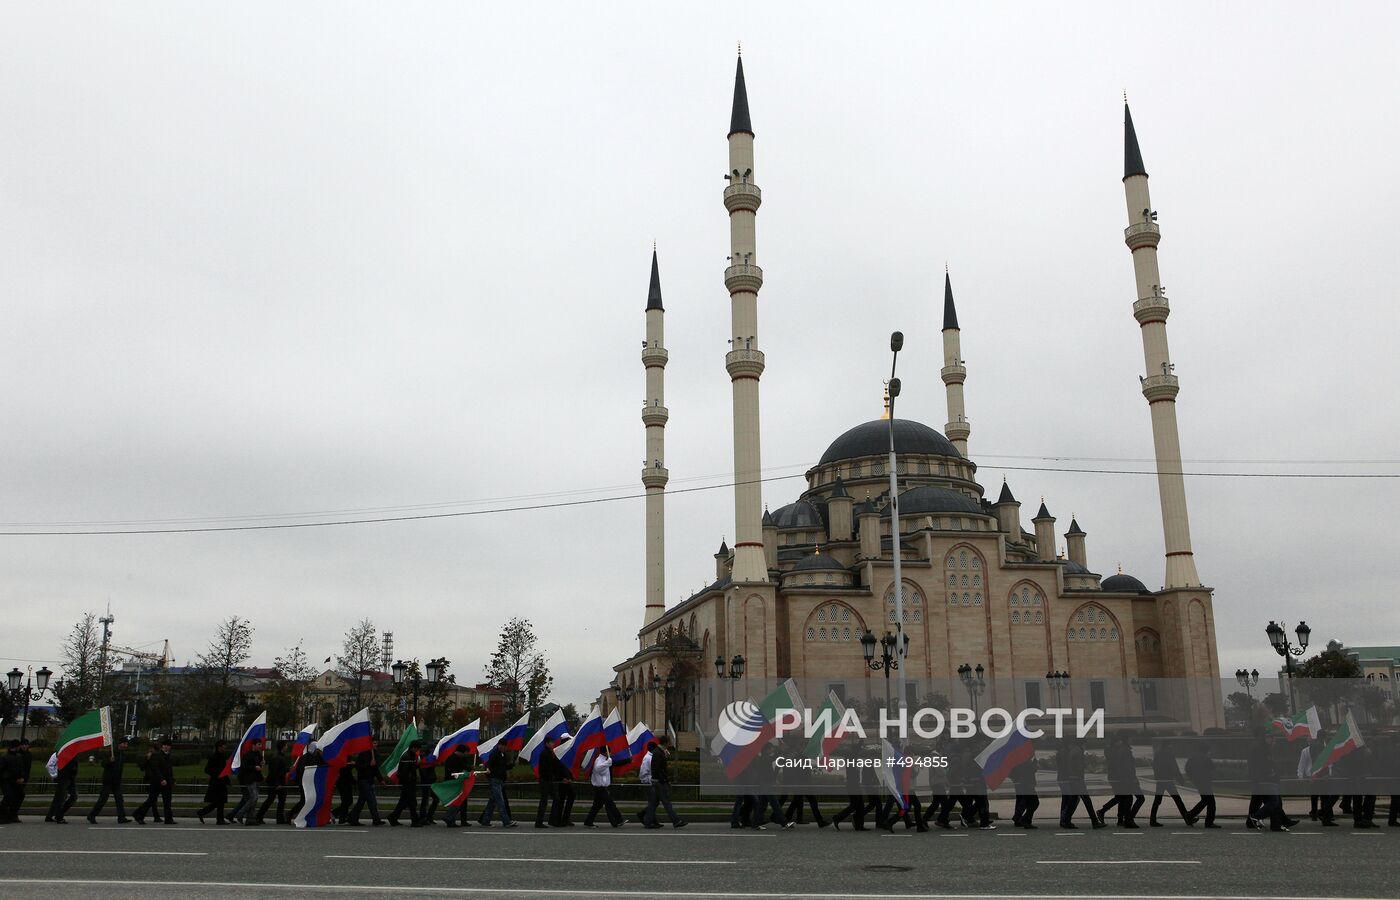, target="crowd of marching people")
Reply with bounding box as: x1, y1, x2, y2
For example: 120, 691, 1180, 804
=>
4, 714, 1398, 834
